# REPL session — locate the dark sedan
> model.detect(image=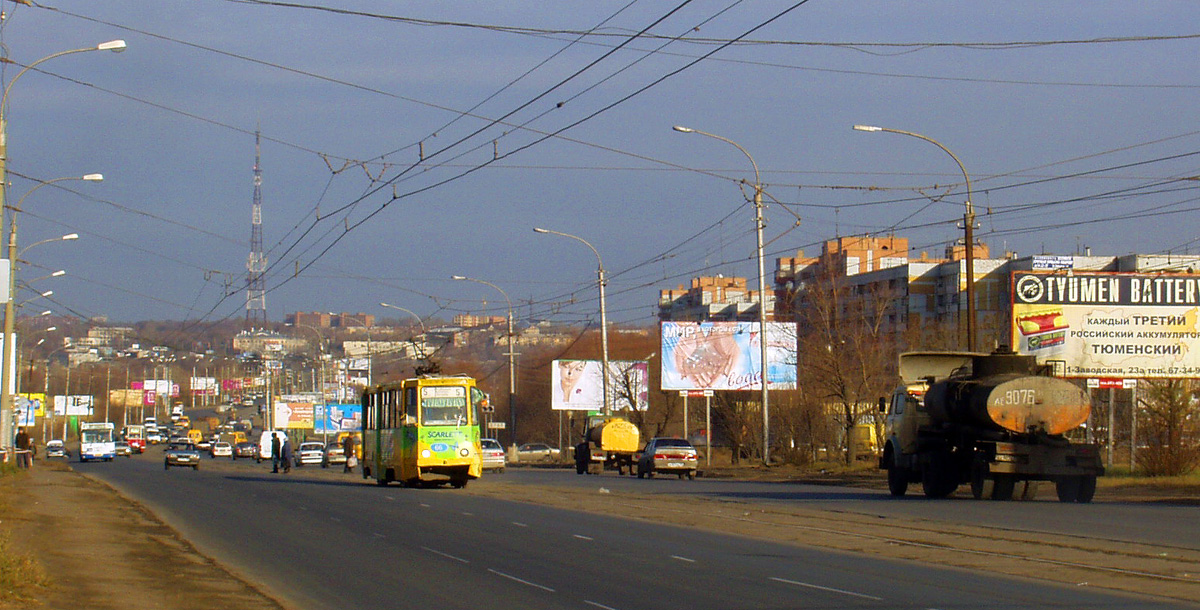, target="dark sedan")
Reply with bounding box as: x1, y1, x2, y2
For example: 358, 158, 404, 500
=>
164, 441, 201, 471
